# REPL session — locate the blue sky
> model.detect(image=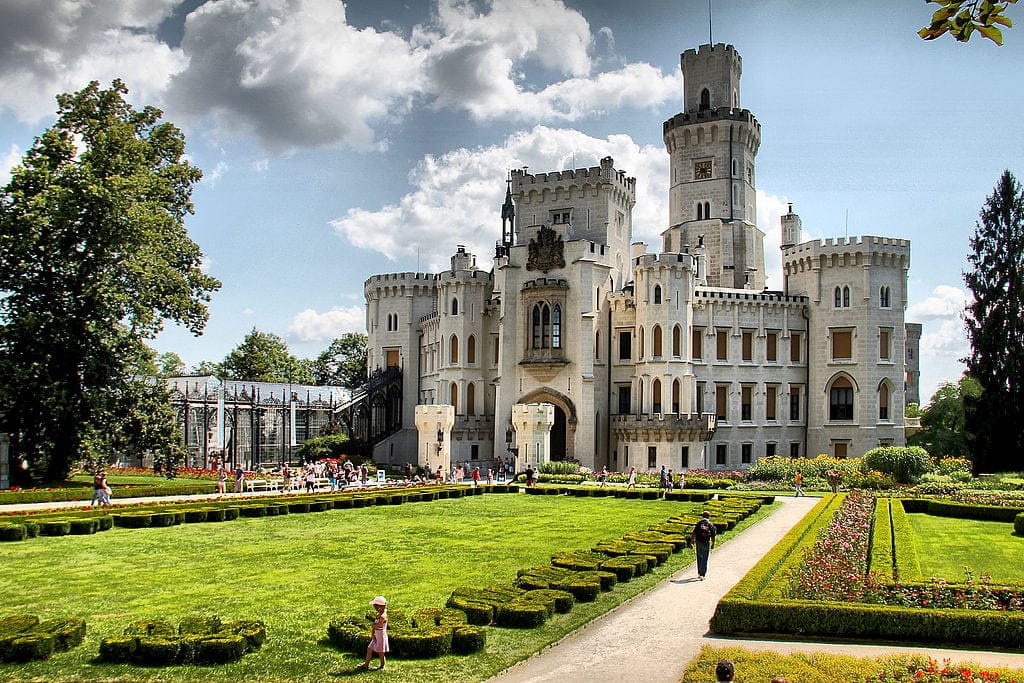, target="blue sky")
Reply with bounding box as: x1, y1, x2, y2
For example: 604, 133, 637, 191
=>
1, 0, 1021, 403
